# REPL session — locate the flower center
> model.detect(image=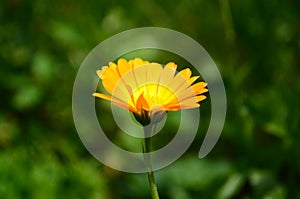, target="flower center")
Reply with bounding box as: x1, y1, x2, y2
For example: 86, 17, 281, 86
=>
131, 83, 178, 111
